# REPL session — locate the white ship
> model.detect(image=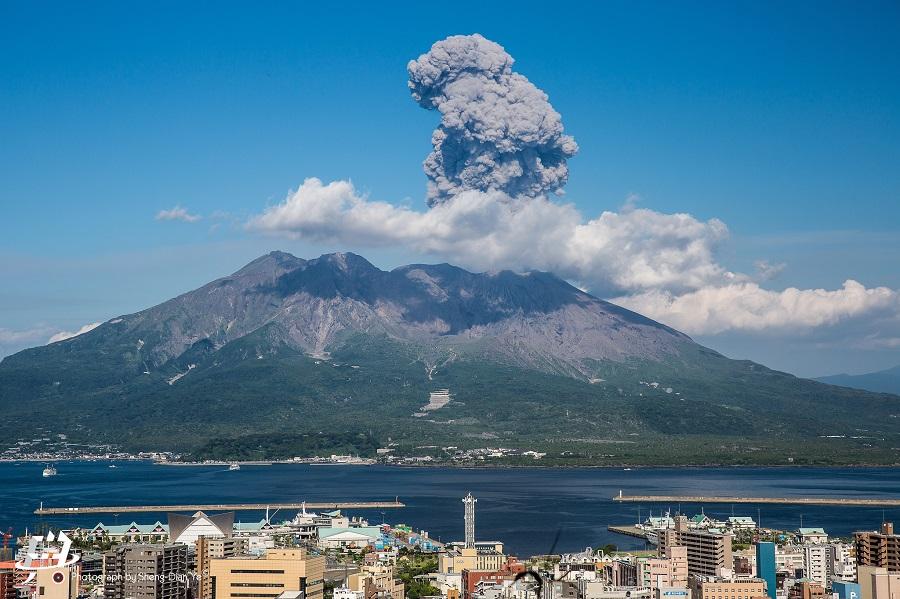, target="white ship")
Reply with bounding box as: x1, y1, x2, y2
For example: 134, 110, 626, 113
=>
42, 464, 57, 477
228, 463, 241, 471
